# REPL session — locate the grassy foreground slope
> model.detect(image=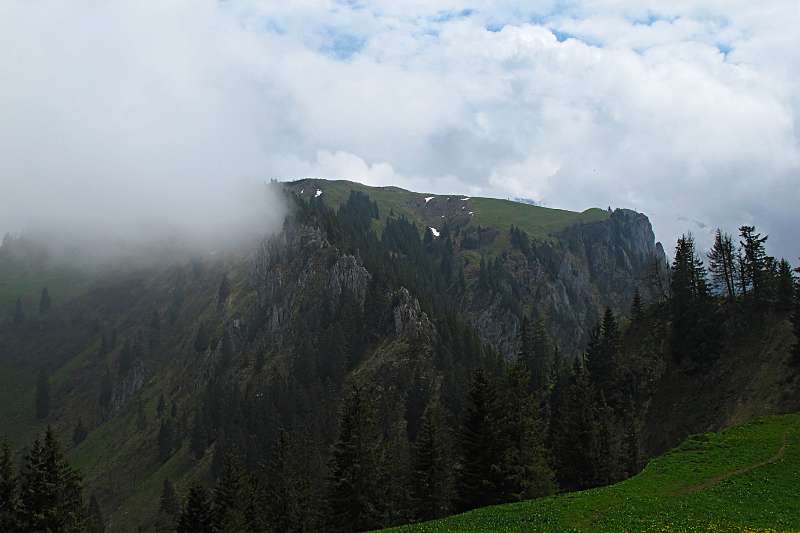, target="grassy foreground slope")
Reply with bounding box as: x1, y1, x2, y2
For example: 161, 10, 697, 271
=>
386, 413, 800, 533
